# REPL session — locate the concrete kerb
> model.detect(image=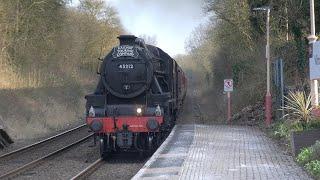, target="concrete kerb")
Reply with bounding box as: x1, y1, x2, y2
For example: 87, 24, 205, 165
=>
131, 125, 177, 180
